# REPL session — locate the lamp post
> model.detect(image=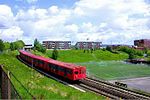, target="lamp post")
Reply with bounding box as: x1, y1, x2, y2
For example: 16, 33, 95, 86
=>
86, 38, 89, 51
